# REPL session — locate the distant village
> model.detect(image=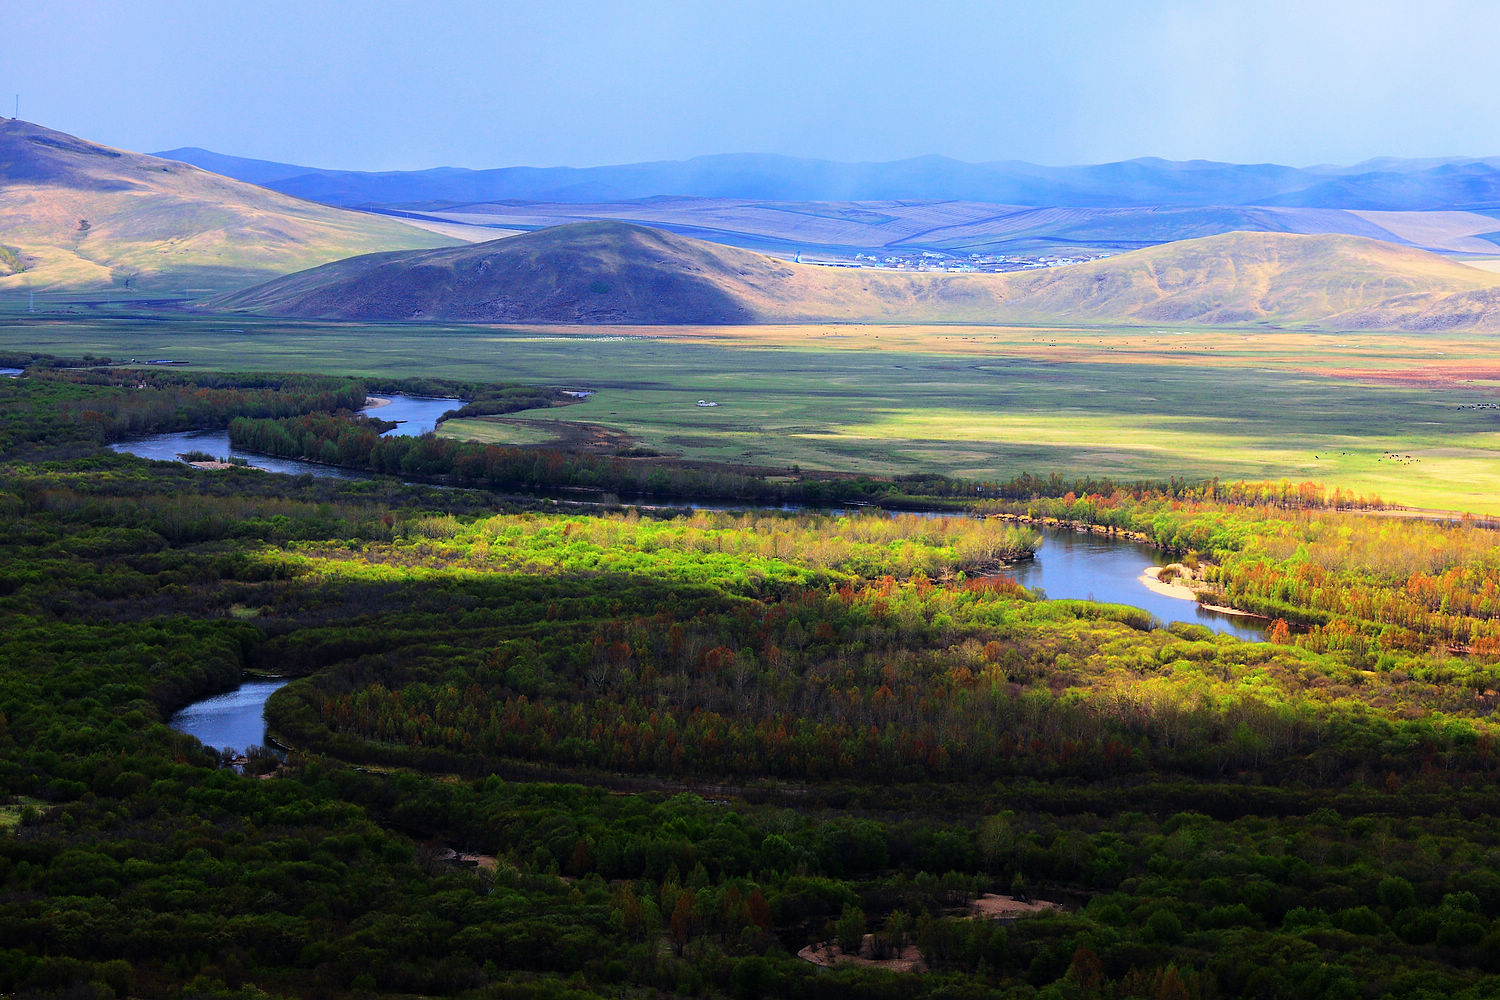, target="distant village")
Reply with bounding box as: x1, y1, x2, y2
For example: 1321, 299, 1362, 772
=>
795, 249, 1112, 273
